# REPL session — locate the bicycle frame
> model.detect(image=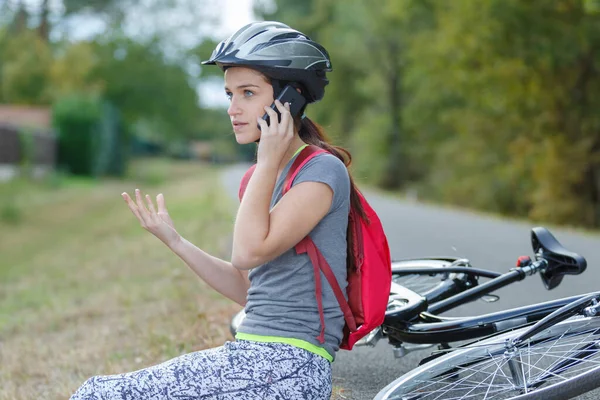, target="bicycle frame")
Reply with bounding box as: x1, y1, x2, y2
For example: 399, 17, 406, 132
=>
384, 291, 600, 344
383, 245, 589, 346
